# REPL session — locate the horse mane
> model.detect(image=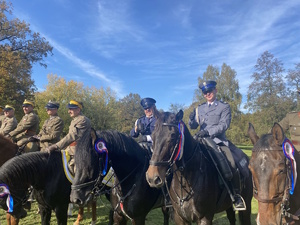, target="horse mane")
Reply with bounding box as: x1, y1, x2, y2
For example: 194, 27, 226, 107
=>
0, 151, 61, 188
96, 130, 148, 163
